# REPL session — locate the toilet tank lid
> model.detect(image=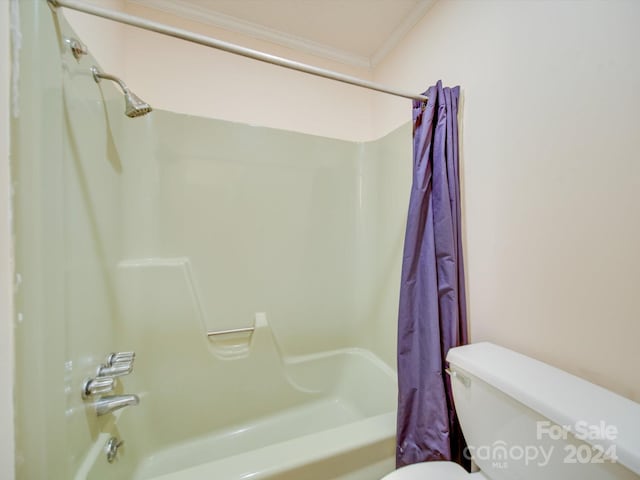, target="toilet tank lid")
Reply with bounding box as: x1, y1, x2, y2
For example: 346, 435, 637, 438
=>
446, 342, 640, 476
